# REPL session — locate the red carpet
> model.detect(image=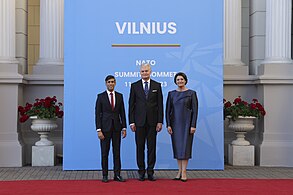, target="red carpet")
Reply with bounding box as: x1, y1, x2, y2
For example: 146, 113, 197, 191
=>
0, 179, 292, 195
